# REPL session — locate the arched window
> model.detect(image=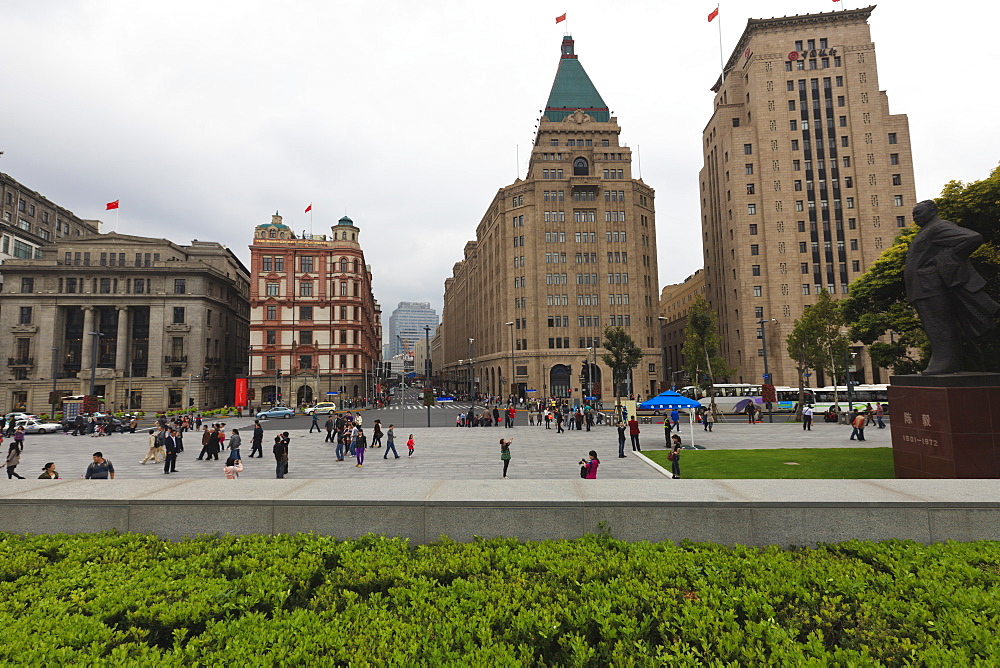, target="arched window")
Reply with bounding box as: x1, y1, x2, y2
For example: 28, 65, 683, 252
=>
573, 157, 589, 176
340, 258, 348, 272
353, 259, 360, 273
269, 229, 277, 238
549, 364, 571, 398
